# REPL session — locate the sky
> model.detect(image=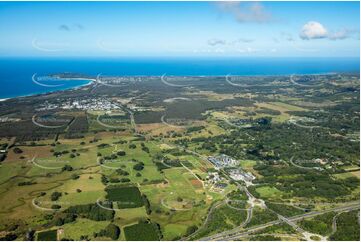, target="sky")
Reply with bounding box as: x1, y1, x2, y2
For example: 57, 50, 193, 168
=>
0, 1, 359, 58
